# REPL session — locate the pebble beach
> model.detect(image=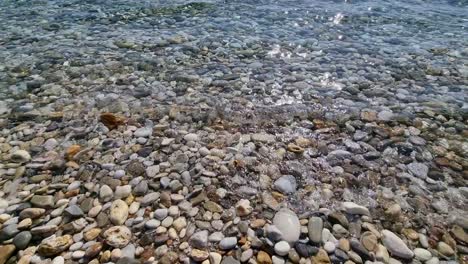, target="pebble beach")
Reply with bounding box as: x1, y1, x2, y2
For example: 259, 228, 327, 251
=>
0, 0, 467, 264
